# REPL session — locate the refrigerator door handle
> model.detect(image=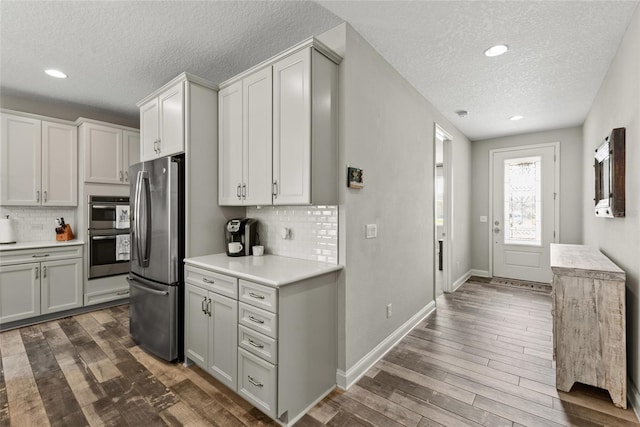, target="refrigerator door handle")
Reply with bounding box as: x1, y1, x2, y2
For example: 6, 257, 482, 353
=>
127, 277, 169, 296
134, 171, 152, 267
